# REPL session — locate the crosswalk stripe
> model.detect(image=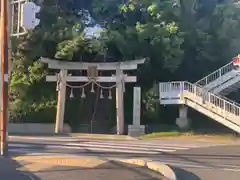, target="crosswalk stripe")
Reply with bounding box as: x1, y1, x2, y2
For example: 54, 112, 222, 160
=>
70, 143, 179, 152
64, 142, 188, 152
8, 142, 180, 154
9, 137, 77, 142
110, 142, 202, 148
9, 136, 213, 148
8, 144, 34, 148
7, 137, 218, 156
76, 140, 205, 148
66, 143, 153, 151
44, 145, 160, 154
9, 136, 202, 147
7, 139, 211, 155
79, 142, 191, 150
